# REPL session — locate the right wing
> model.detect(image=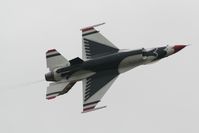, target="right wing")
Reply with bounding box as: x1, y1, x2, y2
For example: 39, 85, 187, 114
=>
82, 70, 118, 113
81, 23, 119, 60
